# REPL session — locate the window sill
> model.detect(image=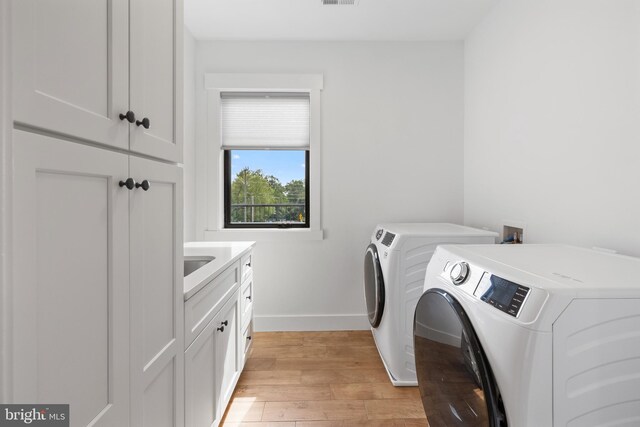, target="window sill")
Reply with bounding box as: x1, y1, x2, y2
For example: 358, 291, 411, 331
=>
204, 228, 324, 242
